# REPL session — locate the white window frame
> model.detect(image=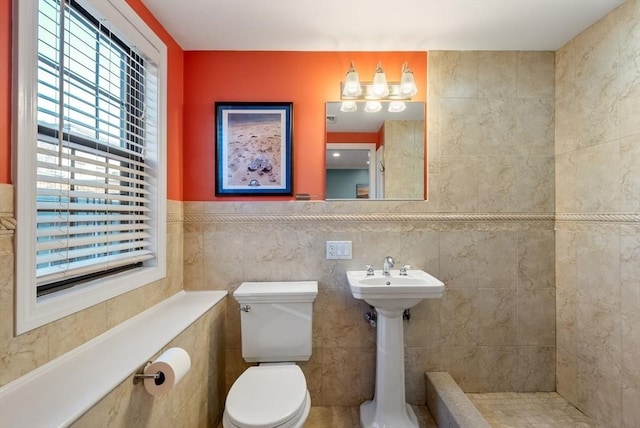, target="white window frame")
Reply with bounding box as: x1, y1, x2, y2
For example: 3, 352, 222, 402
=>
13, 0, 167, 335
